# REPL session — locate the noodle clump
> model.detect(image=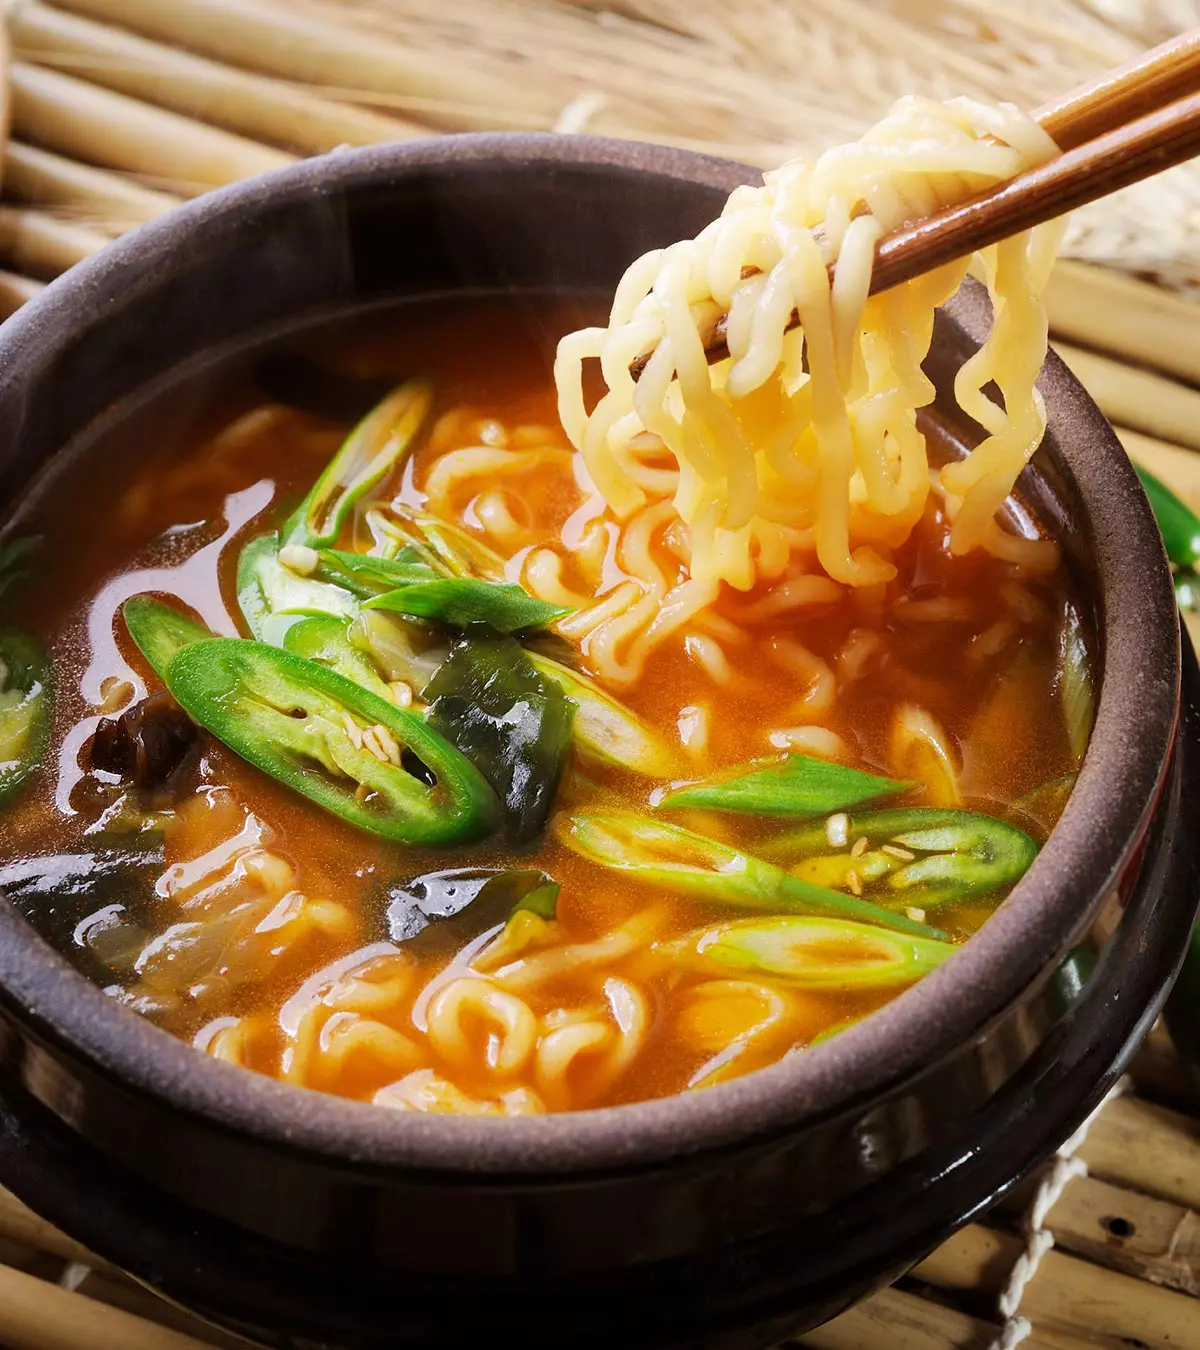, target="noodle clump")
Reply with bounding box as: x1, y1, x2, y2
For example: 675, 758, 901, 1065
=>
555, 95, 1067, 603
